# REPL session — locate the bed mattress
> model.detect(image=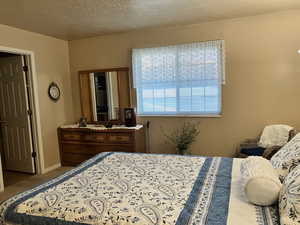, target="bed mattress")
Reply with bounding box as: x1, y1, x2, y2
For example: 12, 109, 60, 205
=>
0, 152, 279, 225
